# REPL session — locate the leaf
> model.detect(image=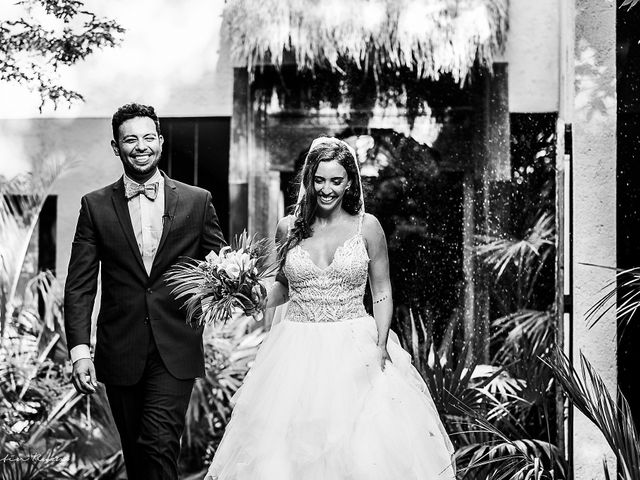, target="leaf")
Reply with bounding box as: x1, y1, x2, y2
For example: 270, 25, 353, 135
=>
621, 0, 640, 11
543, 346, 640, 479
